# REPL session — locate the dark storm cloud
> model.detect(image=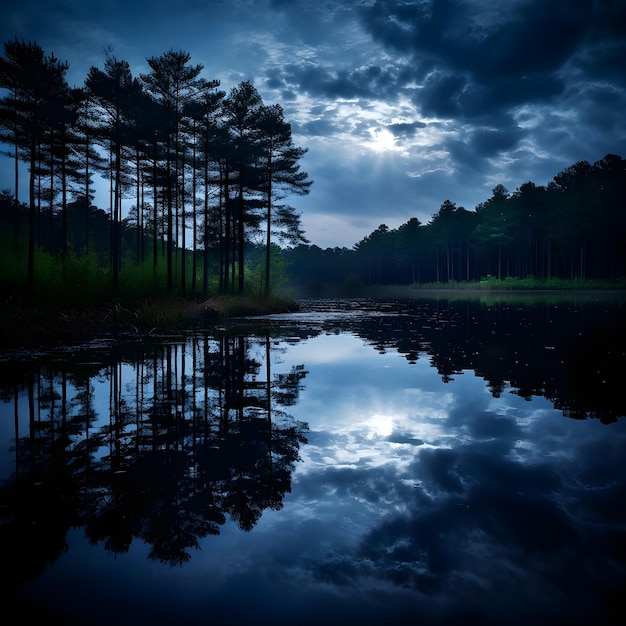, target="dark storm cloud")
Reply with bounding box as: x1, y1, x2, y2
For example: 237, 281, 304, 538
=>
387, 121, 427, 137
360, 0, 626, 120
385, 430, 425, 445
417, 70, 561, 124
471, 124, 525, 155
273, 62, 402, 101
575, 83, 626, 134
440, 137, 490, 177
1, 0, 625, 247
438, 117, 527, 173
